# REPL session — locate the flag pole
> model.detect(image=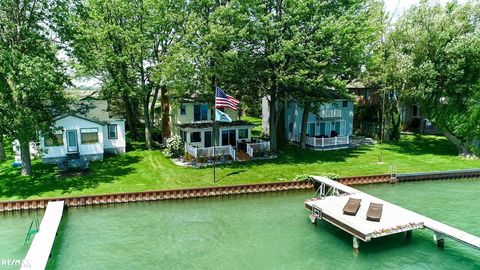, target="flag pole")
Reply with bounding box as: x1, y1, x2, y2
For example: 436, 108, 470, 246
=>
213, 85, 216, 183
